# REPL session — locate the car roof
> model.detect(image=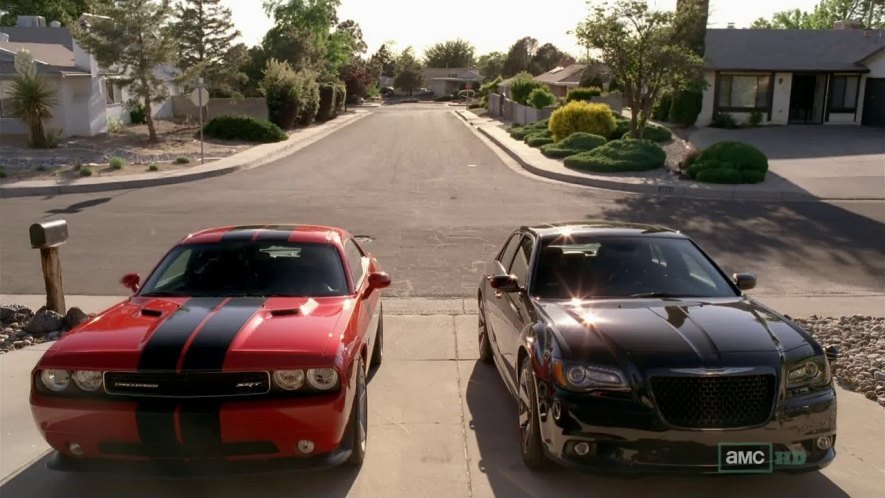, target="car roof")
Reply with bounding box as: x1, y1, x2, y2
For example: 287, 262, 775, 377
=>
521, 221, 685, 239
180, 225, 351, 246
